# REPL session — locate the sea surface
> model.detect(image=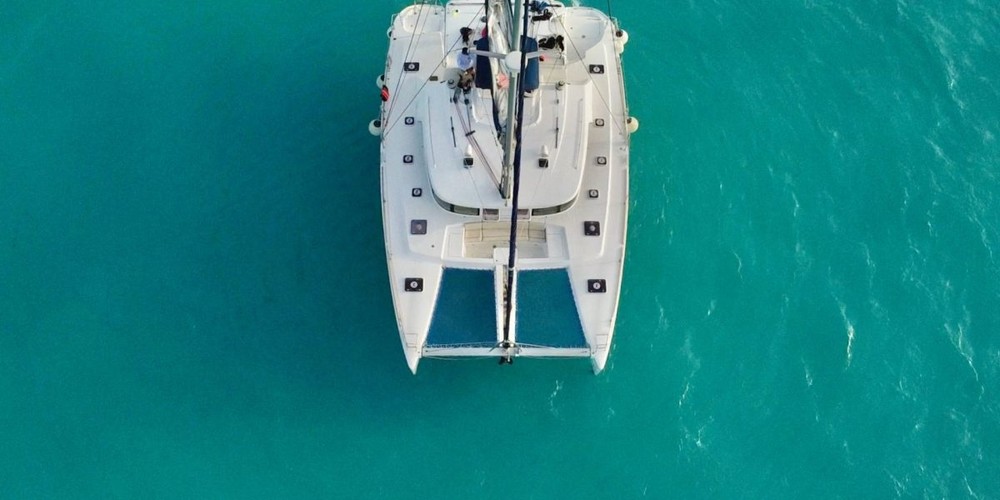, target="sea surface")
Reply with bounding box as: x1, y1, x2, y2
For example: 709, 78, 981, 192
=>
2, 1, 999, 497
